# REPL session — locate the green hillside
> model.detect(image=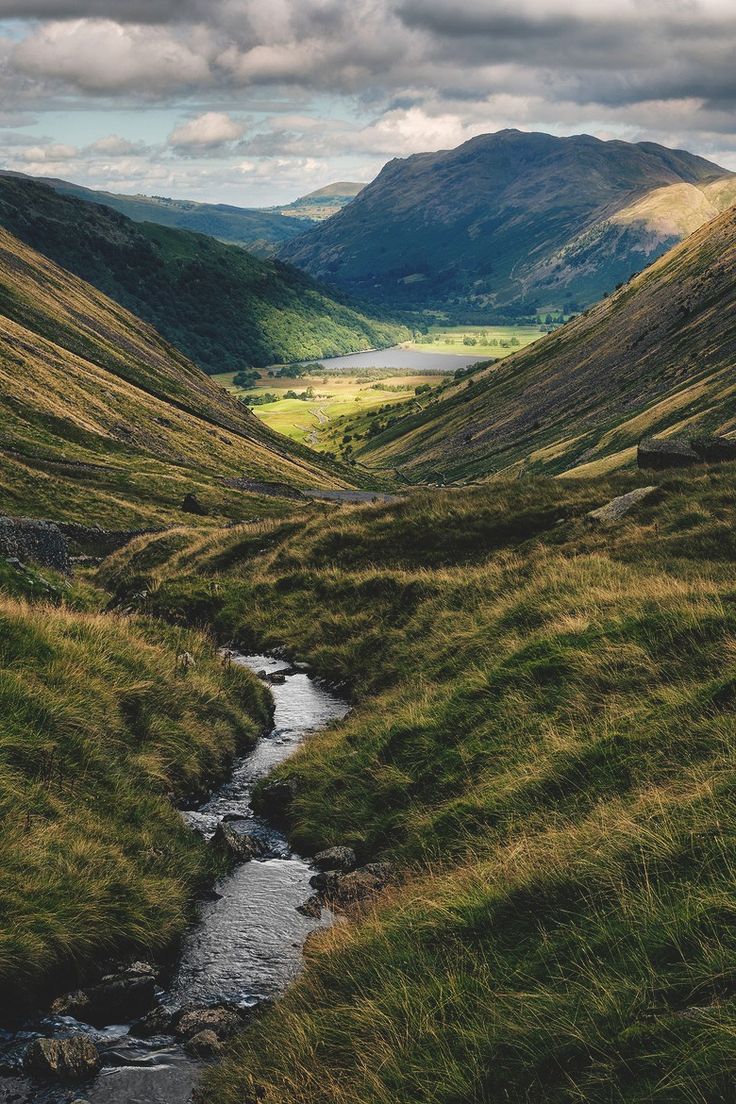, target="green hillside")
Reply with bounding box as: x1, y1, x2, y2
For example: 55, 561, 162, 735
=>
356, 201, 736, 482
0, 222, 352, 528
280, 129, 734, 313
0, 175, 409, 376
104, 464, 736, 1104
5, 171, 312, 254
